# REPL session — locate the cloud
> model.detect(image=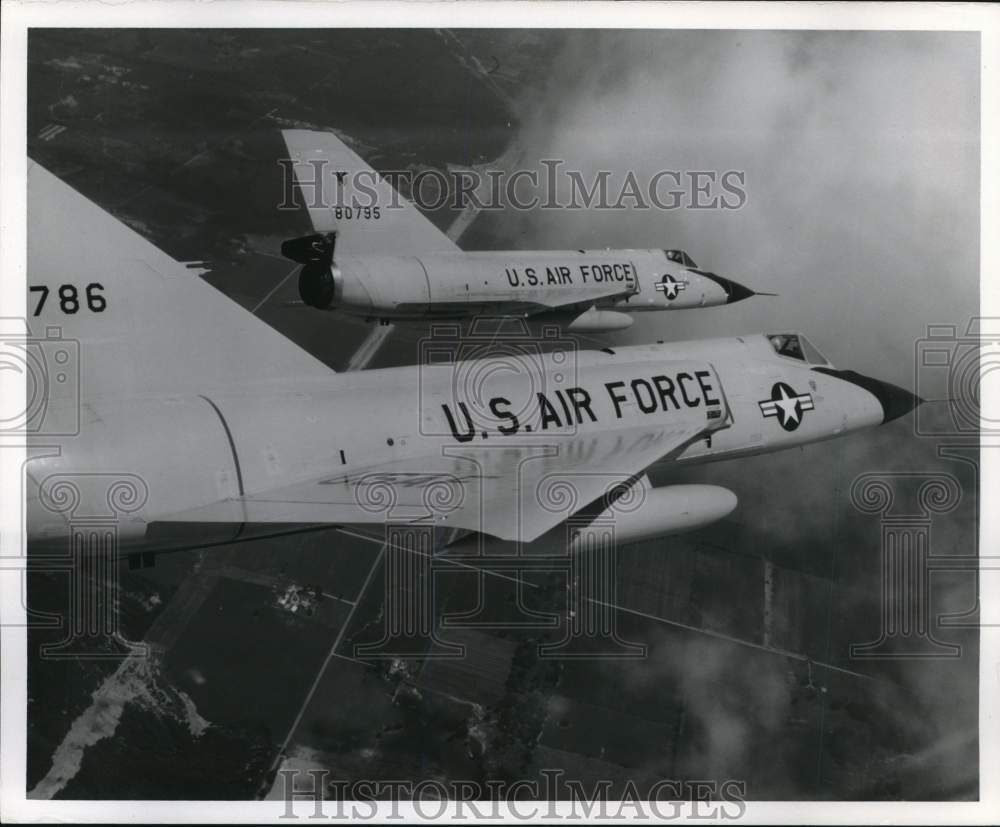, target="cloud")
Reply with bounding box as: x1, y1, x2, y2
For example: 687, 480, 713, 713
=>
503, 30, 979, 388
